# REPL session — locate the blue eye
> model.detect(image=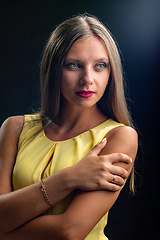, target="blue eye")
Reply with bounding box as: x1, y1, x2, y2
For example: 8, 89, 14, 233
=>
95, 63, 107, 70
66, 63, 80, 69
